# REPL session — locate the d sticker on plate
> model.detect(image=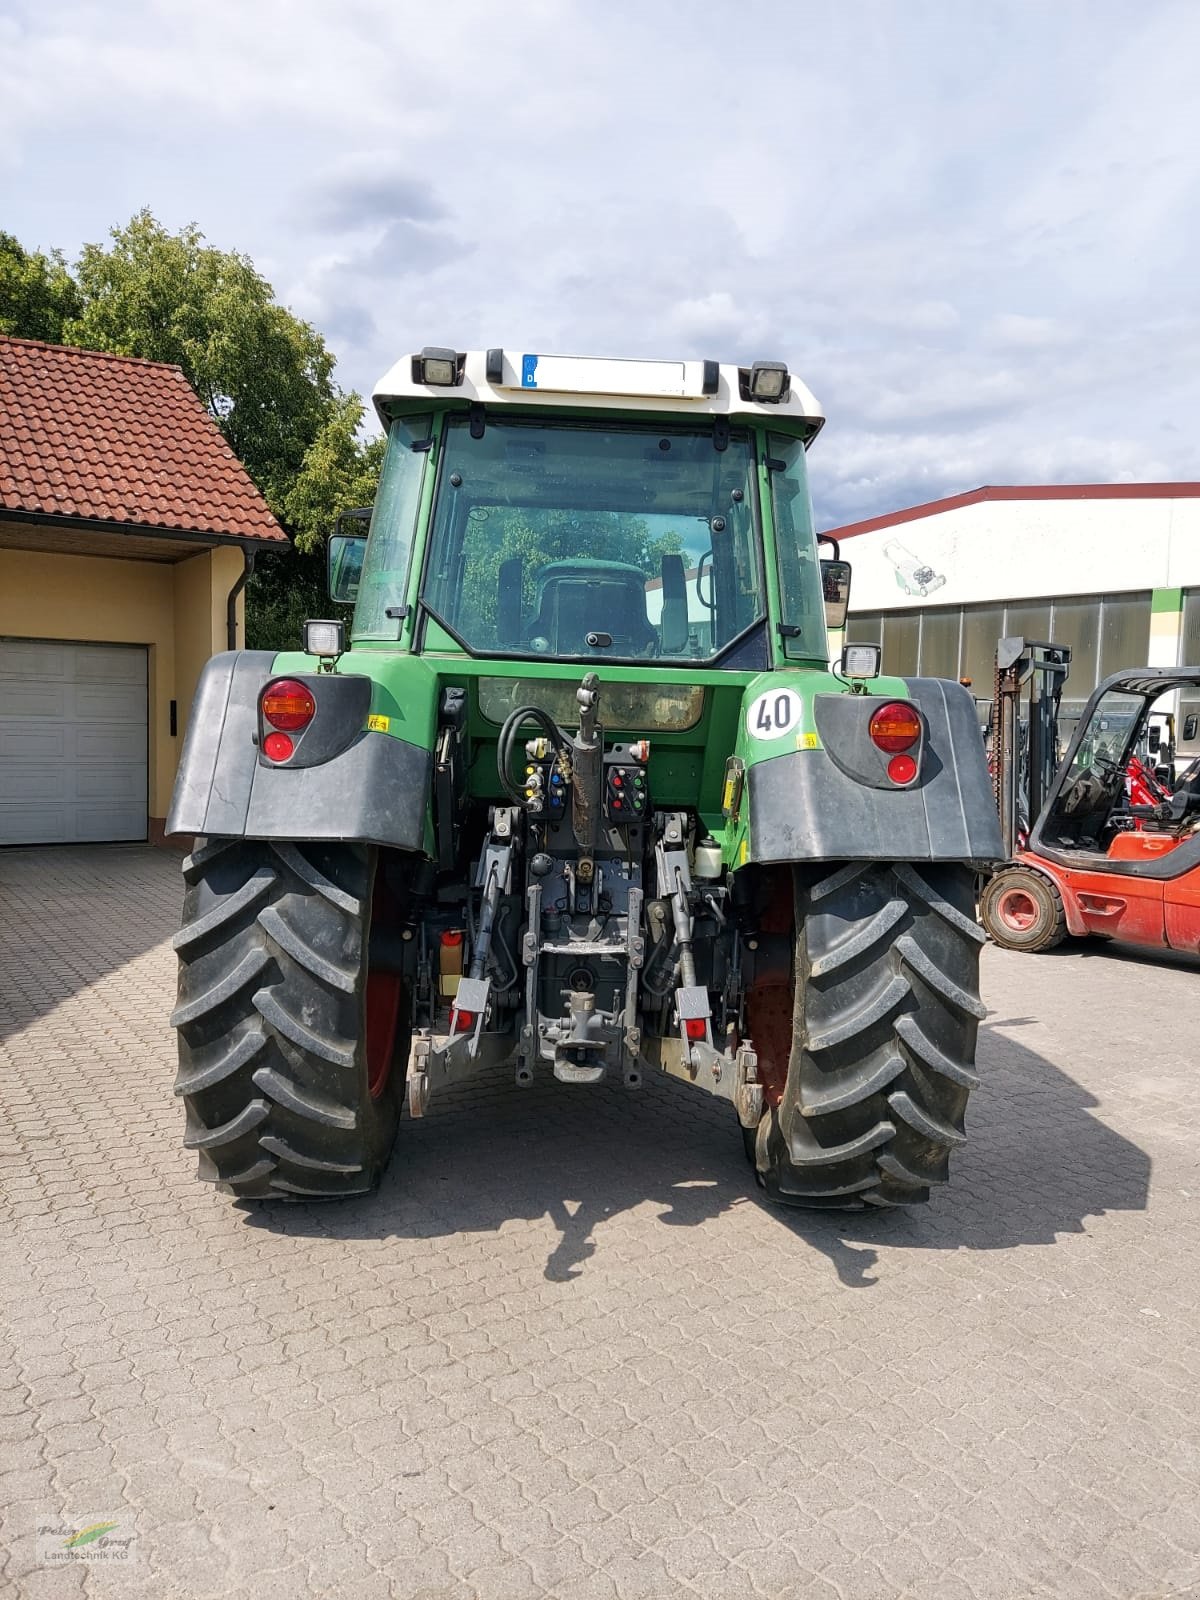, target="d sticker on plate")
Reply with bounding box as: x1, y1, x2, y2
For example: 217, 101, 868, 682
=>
746, 688, 802, 740
367, 714, 390, 732
797, 731, 819, 750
